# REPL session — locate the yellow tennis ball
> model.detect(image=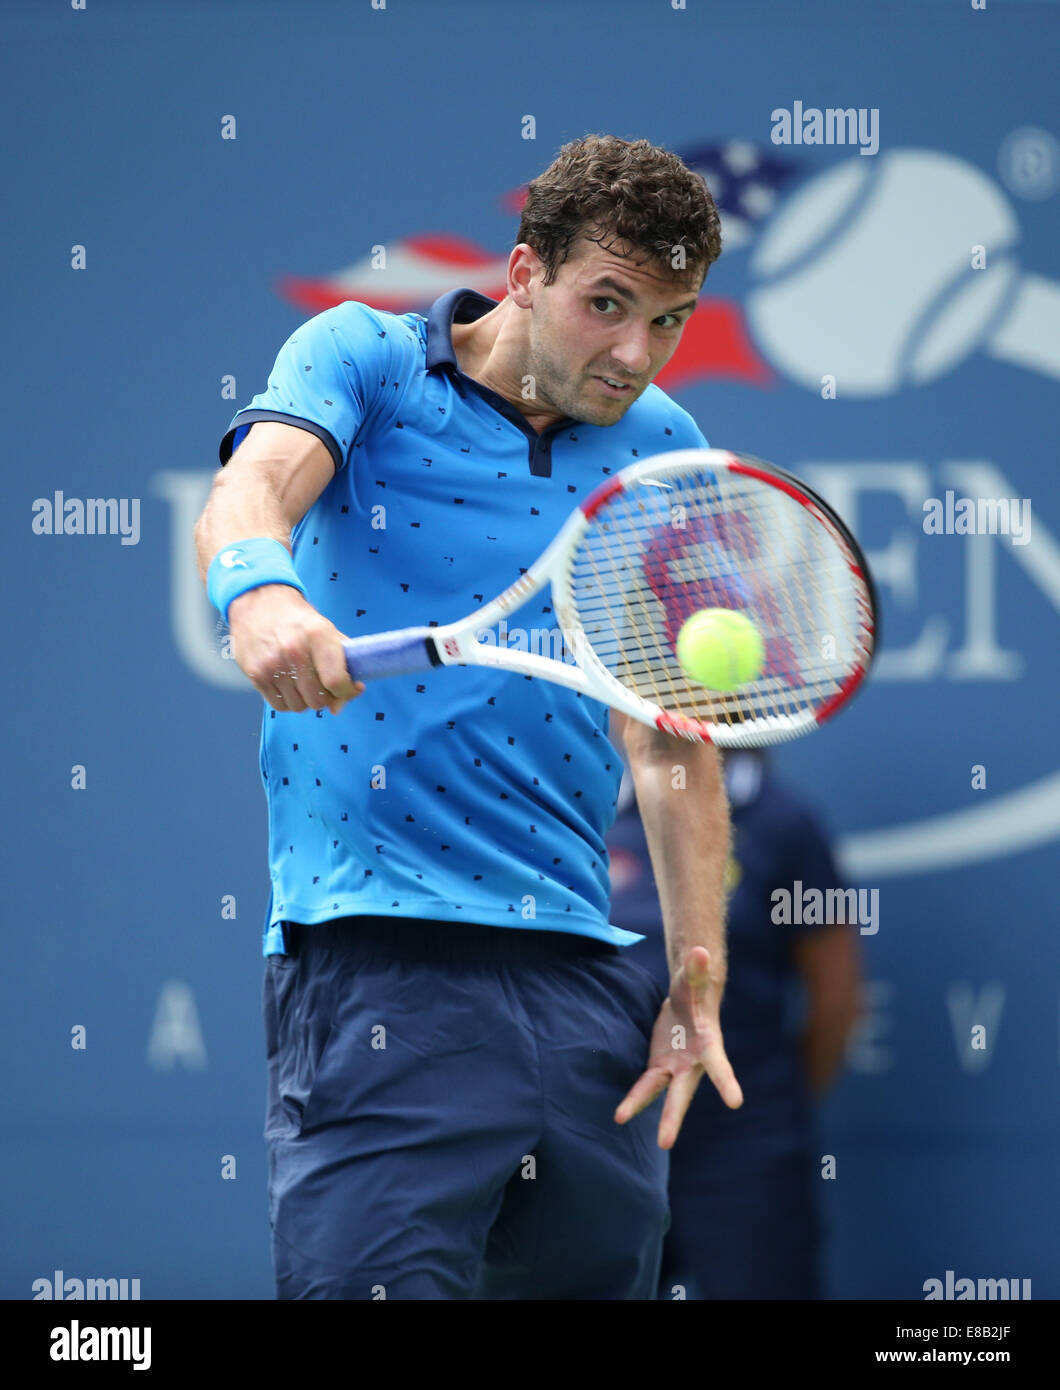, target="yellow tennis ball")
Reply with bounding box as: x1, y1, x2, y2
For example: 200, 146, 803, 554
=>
676, 609, 764, 690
